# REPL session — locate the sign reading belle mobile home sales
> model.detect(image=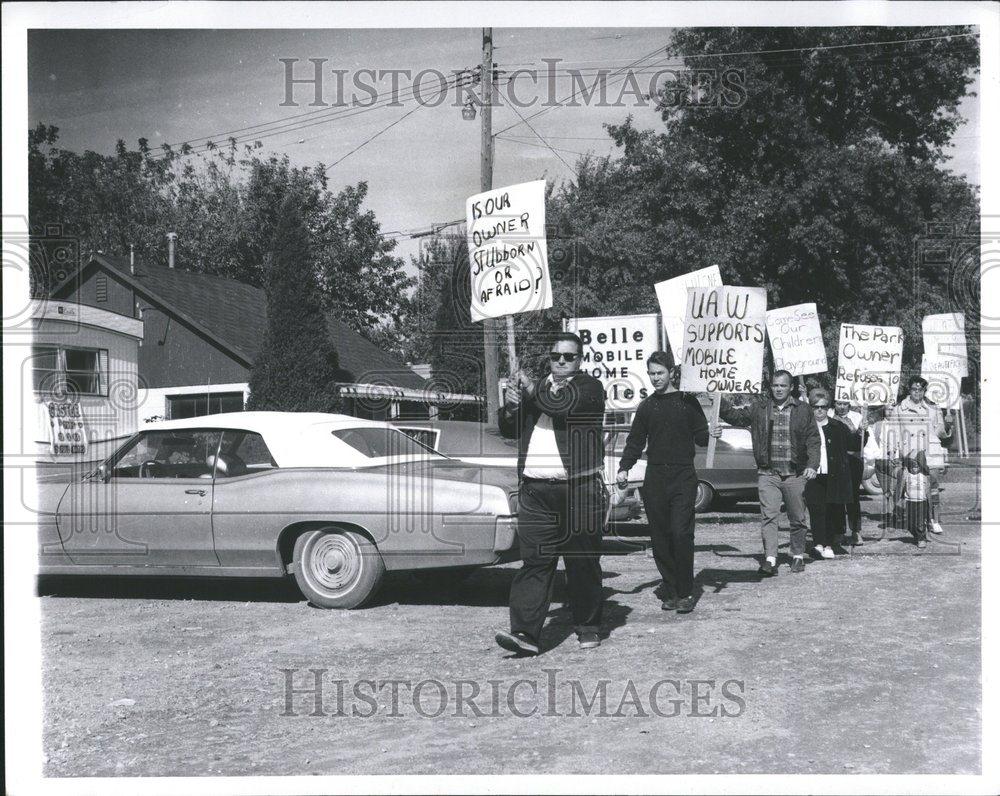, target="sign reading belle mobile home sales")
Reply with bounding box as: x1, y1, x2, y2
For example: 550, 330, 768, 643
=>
679, 286, 767, 394
922, 312, 968, 376
654, 265, 723, 362
835, 323, 903, 404
466, 180, 551, 322
565, 313, 660, 410
765, 303, 827, 376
